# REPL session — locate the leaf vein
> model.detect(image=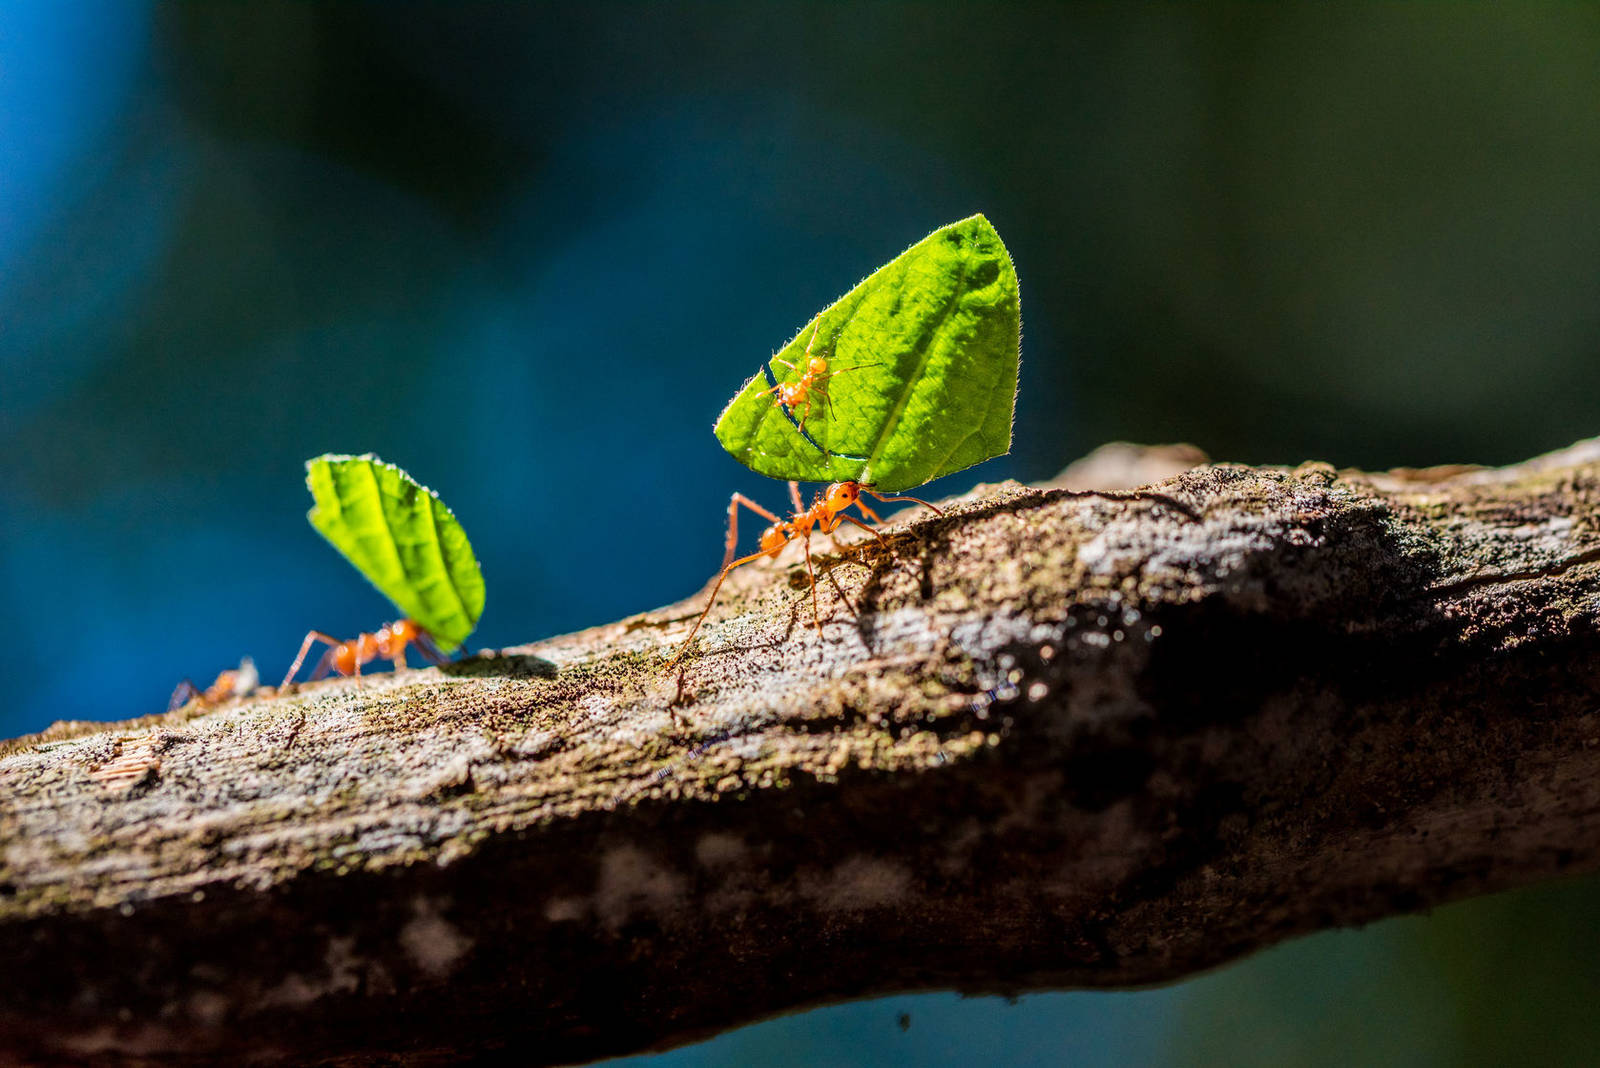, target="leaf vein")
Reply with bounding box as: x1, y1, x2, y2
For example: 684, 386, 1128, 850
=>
359, 460, 412, 617
862, 253, 971, 483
